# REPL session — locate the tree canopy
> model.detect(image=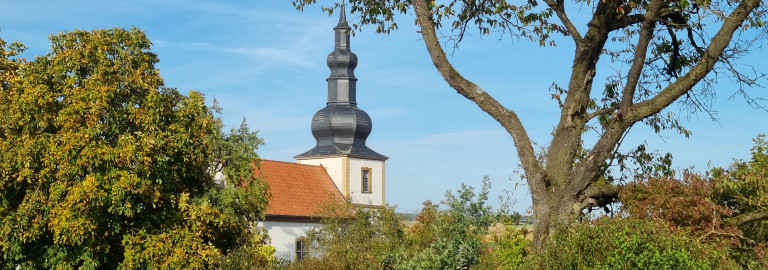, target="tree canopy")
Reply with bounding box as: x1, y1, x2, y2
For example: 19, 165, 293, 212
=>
294, 0, 768, 248
0, 28, 272, 269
